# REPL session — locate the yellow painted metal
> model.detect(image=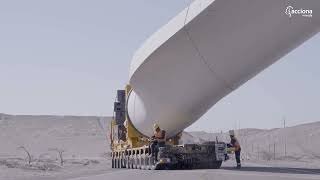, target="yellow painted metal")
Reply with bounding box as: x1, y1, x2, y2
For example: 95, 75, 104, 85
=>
110, 84, 181, 153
